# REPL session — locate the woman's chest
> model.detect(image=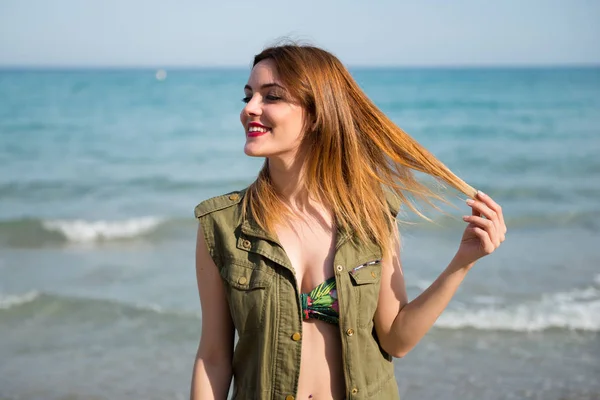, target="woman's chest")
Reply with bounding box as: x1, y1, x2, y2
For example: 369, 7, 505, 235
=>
275, 220, 337, 293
